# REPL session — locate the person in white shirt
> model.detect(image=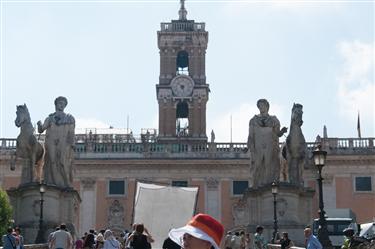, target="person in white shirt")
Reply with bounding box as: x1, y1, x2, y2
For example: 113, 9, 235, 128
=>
51, 224, 72, 249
